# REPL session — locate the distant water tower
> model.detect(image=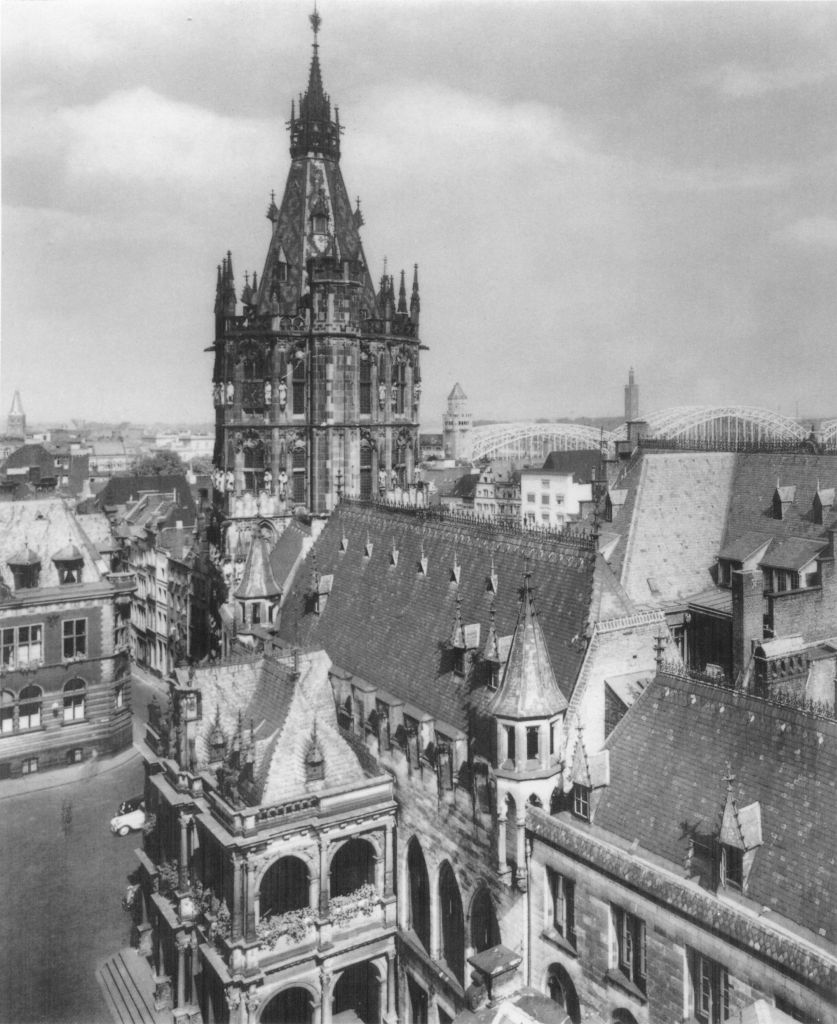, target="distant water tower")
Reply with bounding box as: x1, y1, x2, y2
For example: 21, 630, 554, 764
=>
624, 368, 640, 422
443, 383, 472, 461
